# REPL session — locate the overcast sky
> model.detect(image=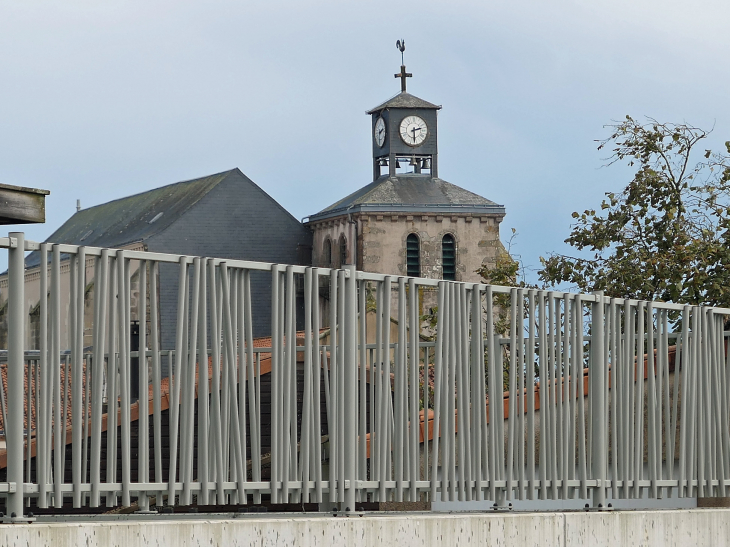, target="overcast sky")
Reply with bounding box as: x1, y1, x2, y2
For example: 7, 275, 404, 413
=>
1, 0, 729, 281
